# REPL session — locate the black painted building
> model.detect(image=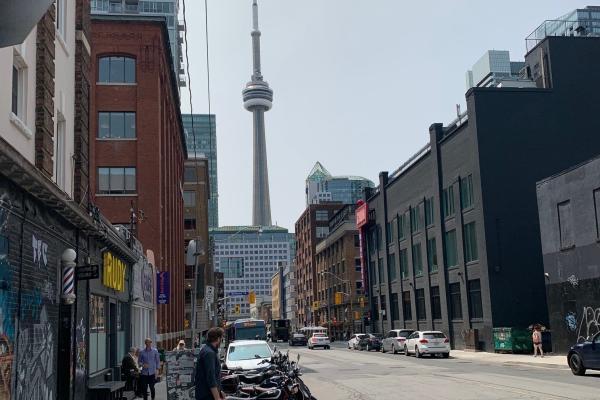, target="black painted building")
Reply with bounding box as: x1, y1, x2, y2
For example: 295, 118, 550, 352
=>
537, 155, 600, 354
364, 36, 600, 351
